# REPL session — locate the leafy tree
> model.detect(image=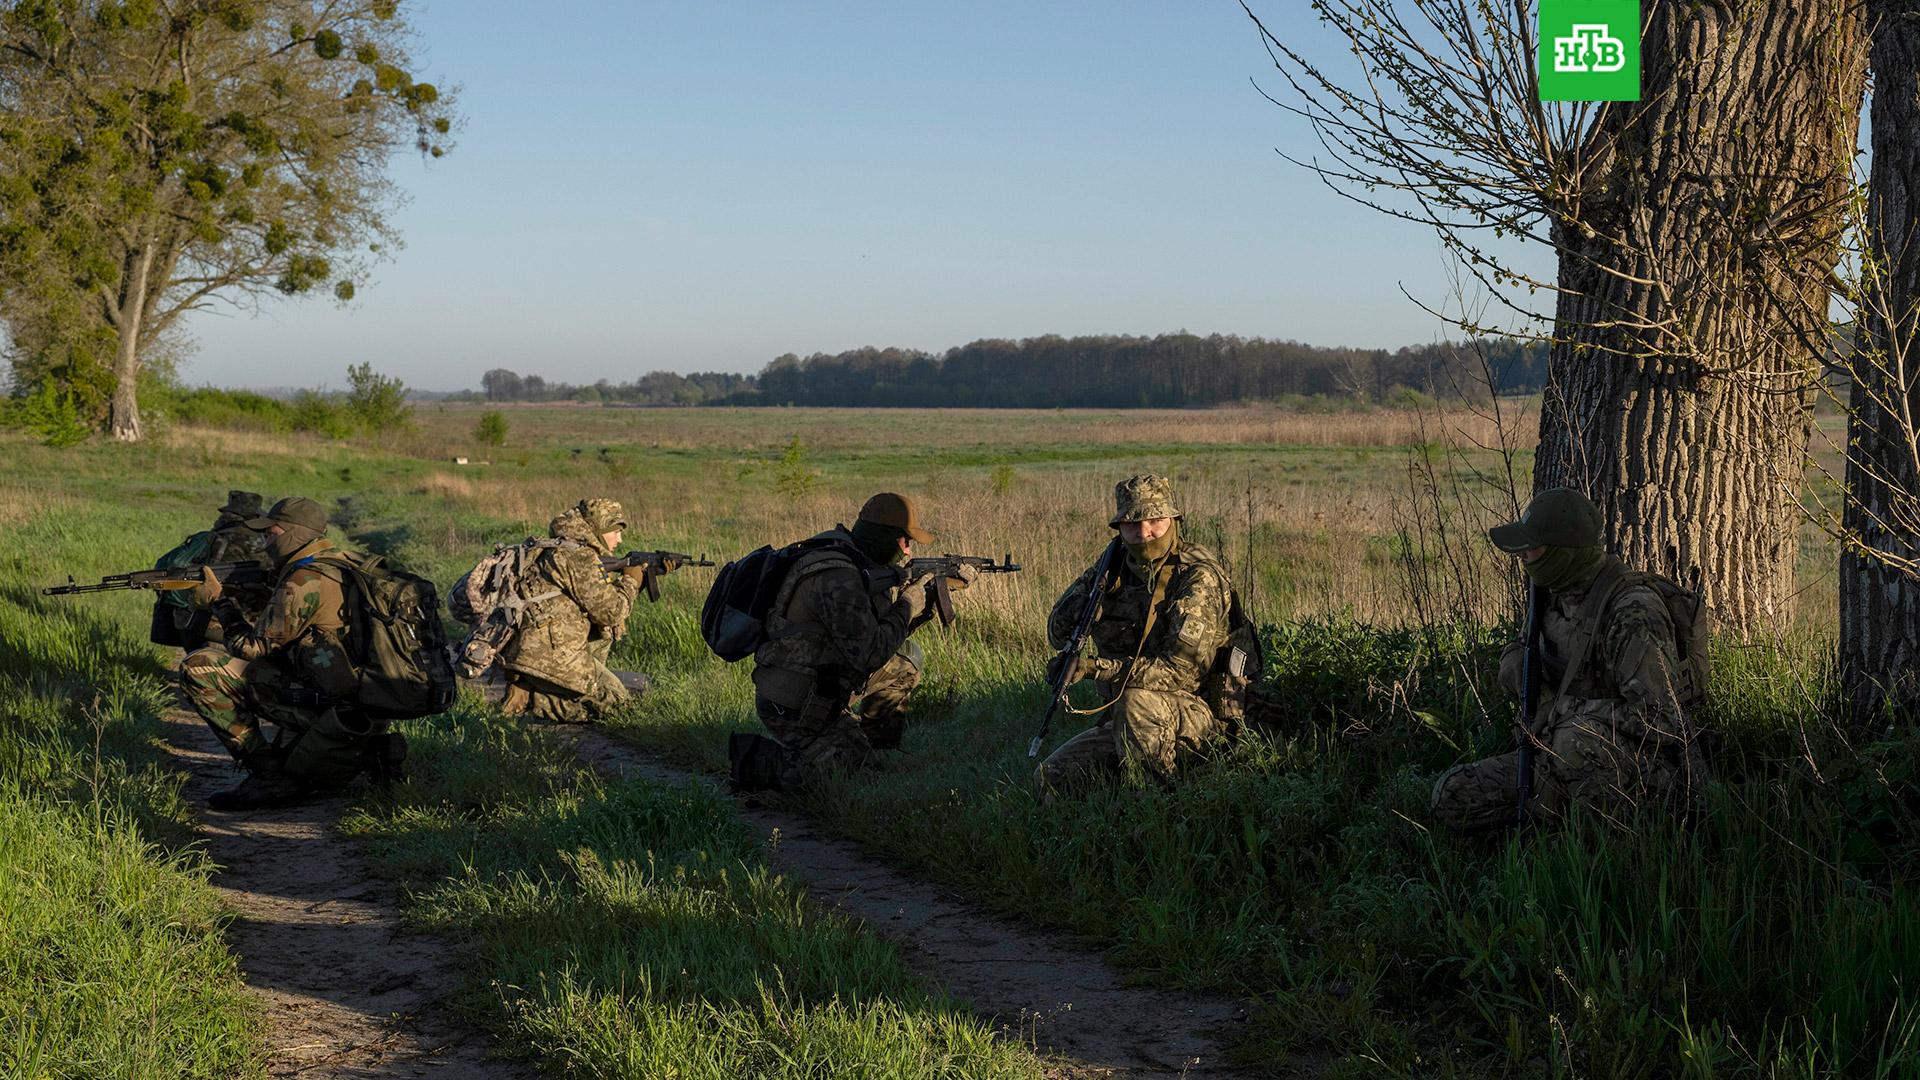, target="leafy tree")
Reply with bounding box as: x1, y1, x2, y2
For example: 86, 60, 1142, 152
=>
343, 361, 409, 433
0, 0, 457, 442
473, 409, 507, 447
